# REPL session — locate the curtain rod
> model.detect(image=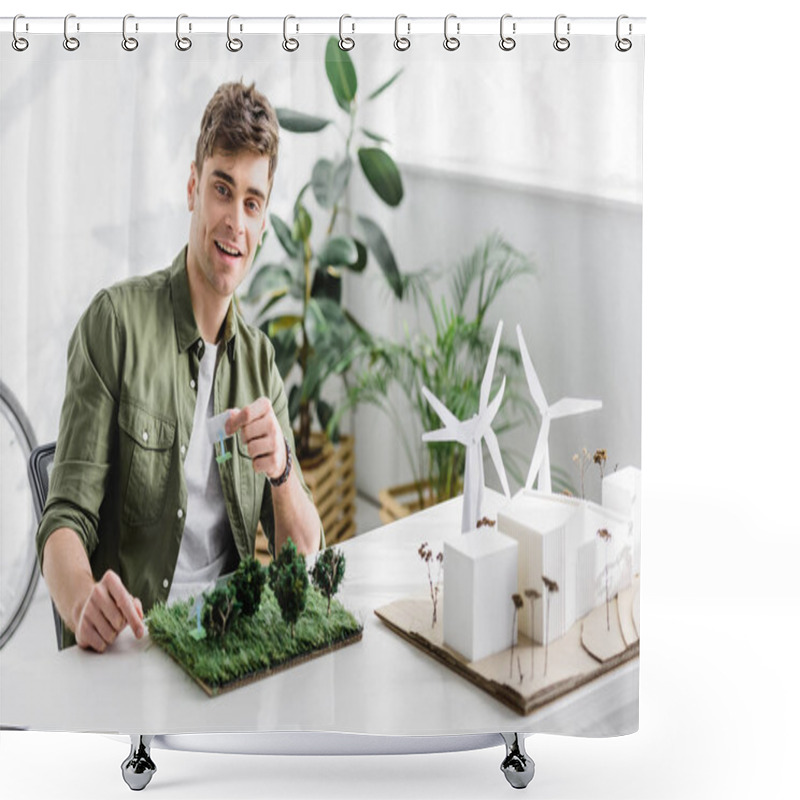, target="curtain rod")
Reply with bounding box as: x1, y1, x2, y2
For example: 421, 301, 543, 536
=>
1, 16, 646, 37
